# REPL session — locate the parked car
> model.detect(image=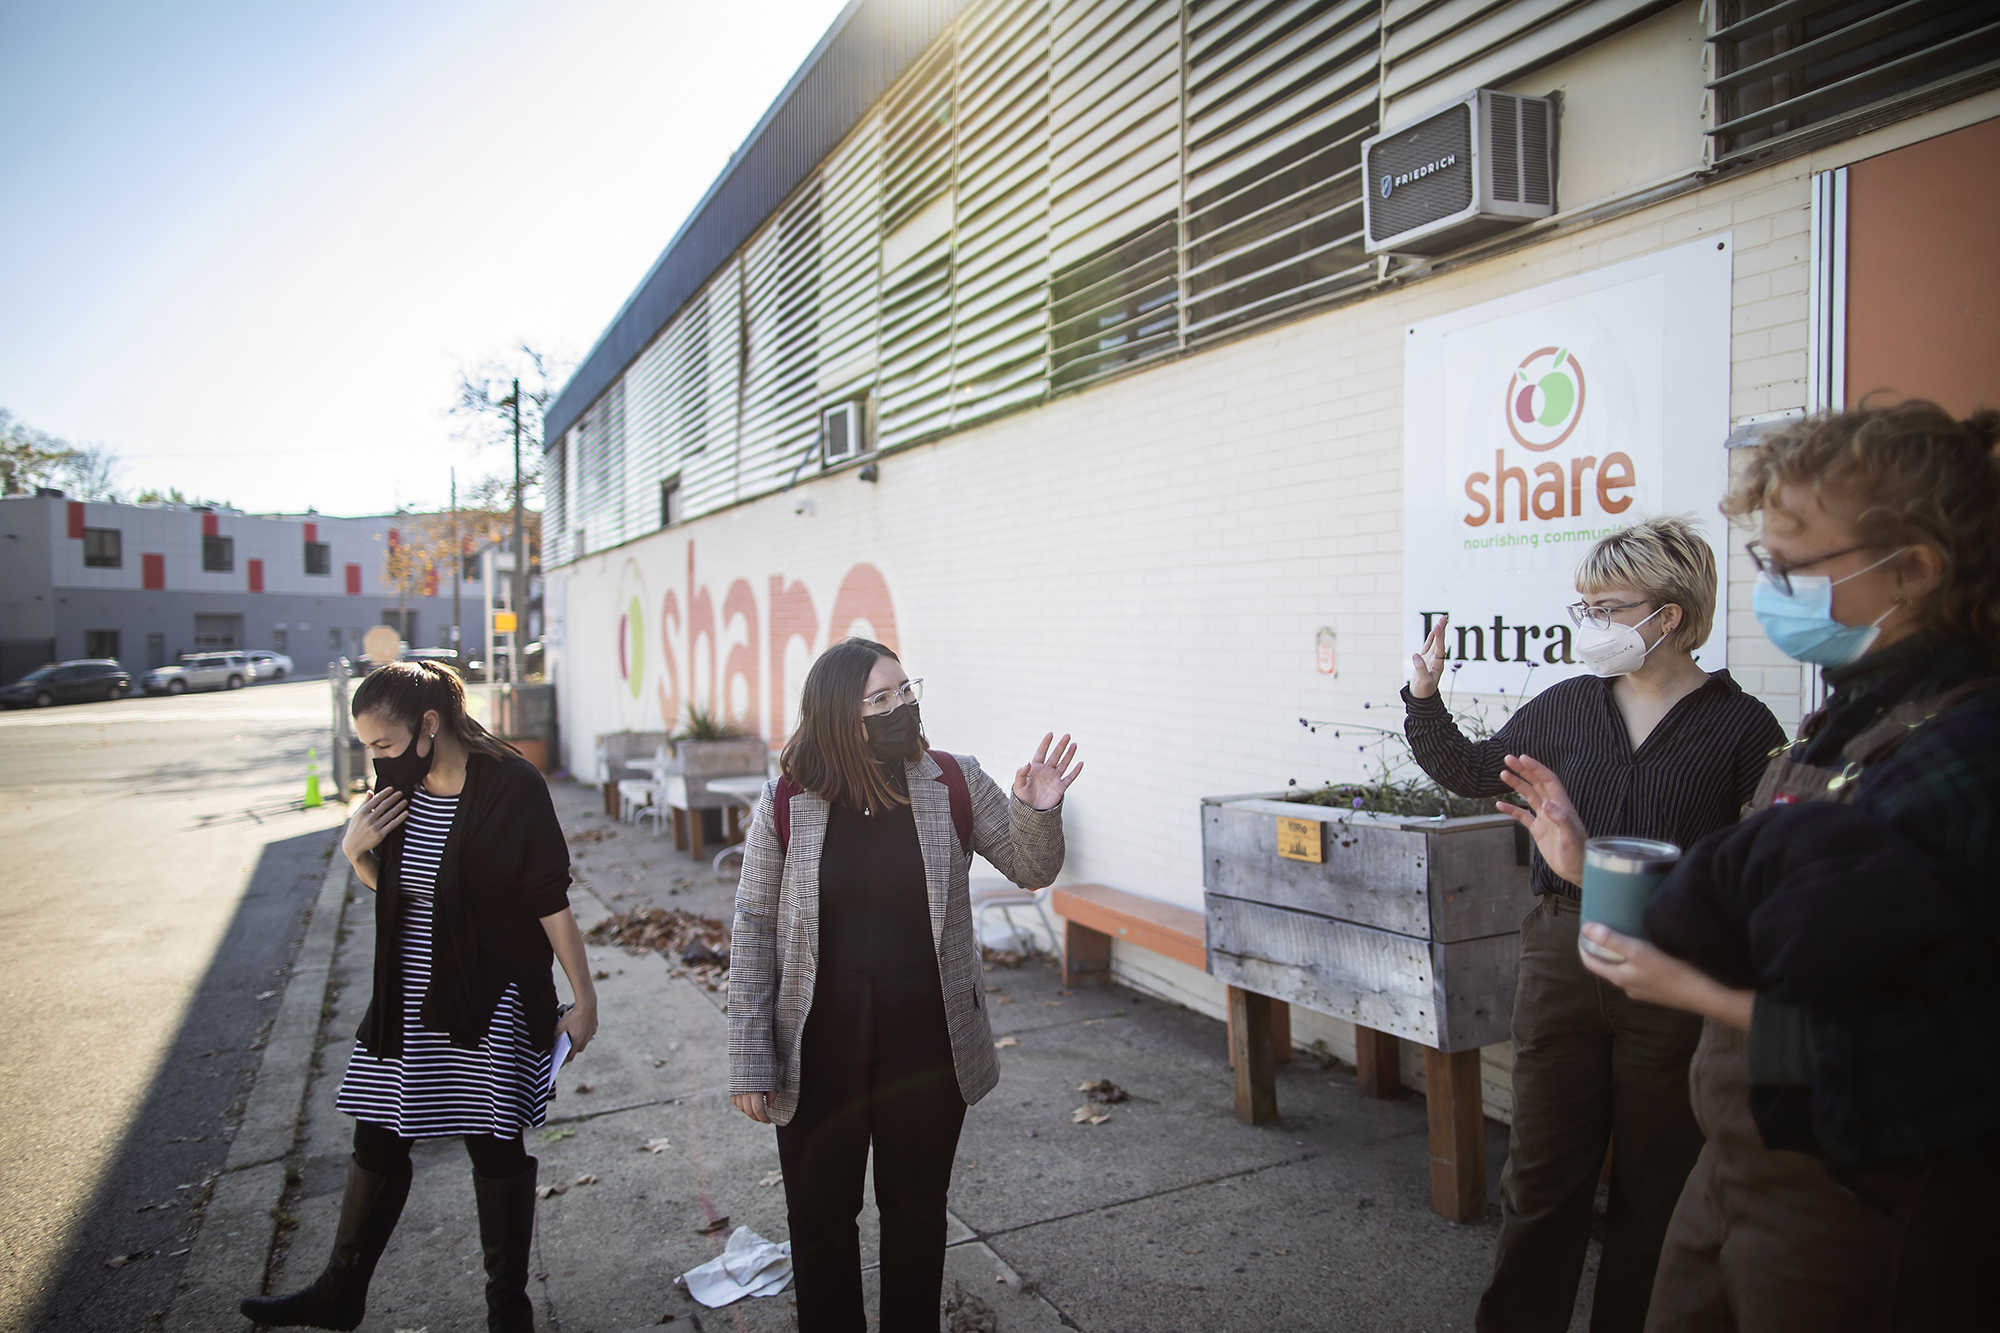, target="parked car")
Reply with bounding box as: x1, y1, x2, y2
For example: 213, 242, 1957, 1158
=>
143, 651, 251, 695
0, 659, 132, 708
246, 650, 295, 681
